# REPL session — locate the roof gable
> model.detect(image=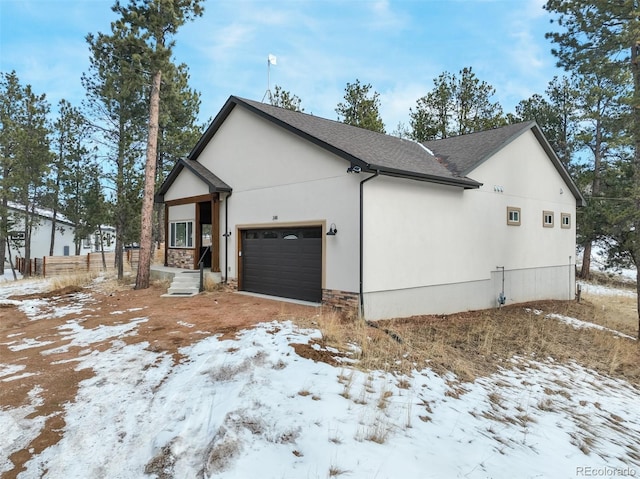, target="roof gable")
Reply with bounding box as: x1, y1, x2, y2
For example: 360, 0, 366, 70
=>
424, 122, 585, 206
156, 157, 231, 201
184, 96, 482, 189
